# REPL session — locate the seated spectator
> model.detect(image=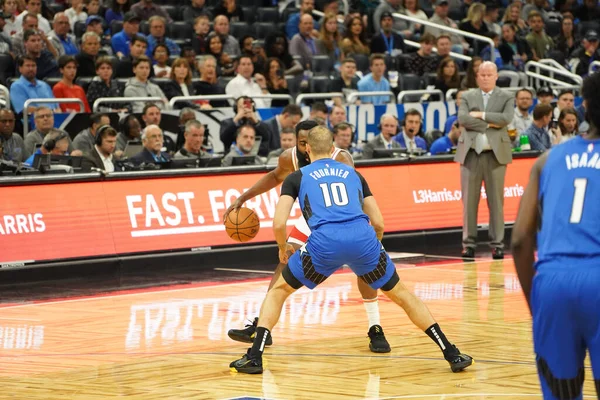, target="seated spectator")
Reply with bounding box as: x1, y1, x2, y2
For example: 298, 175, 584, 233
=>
406, 33, 437, 76
0, 16, 12, 55
316, 13, 341, 66
425, 0, 468, 53
213, 15, 241, 58
264, 58, 291, 108
222, 124, 264, 167
331, 58, 359, 98
52, 55, 91, 113
145, 16, 180, 58
371, 12, 405, 56
84, 16, 112, 56
536, 86, 554, 105
499, 24, 532, 71
124, 55, 167, 113
191, 15, 210, 56
163, 58, 197, 110
72, 113, 111, 153
444, 88, 465, 135
15, 0, 51, 34
84, 0, 104, 25
310, 102, 328, 121
571, 30, 600, 77
3, 0, 19, 37
434, 57, 460, 96
65, 0, 87, 32
181, 47, 201, 78
512, 88, 534, 140
267, 127, 296, 164
433, 35, 453, 69
459, 3, 488, 49
526, 11, 554, 61
286, 0, 319, 40
116, 114, 142, 152
10, 56, 59, 116
341, 16, 370, 57
131, 0, 172, 23
357, 54, 391, 106
332, 122, 356, 154
220, 96, 272, 156
194, 55, 228, 108
140, 102, 177, 151
553, 15, 578, 60
214, 0, 244, 23
554, 89, 575, 120
174, 120, 208, 159
226, 56, 270, 108
13, 13, 56, 59
105, 0, 132, 27
430, 120, 461, 155
362, 114, 403, 159
23, 107, 72, 155
263, 104, 302, 151
480, 32, 504, 70
183, 0, 213, 24
483, 3, 501, 35
501, 3, 528, 38
404, 0, 428, 34
328, 105, 347, 128
129, 124, 171, 164
575, 0, 600, 22
24, 129, 81, 167
23, 29, 59, 79
552, 108, 579, 144
265, 32, 303, 76
240, 35, 266, 75
207, 33, 236, 76
289, 14, 319, 69
87, 56, 128, 112
152, 44, 171, 78
75, 32, 101, 77
116, 35, 149, 78
373, 0, 410, 38
525, 103, 554, 151
461, 56, 482, 89
111, 12, 142, 58
393, 109, 428, 153
0, 110, 29, 163
48, 12, 79, 57
81, 125, 117, 172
